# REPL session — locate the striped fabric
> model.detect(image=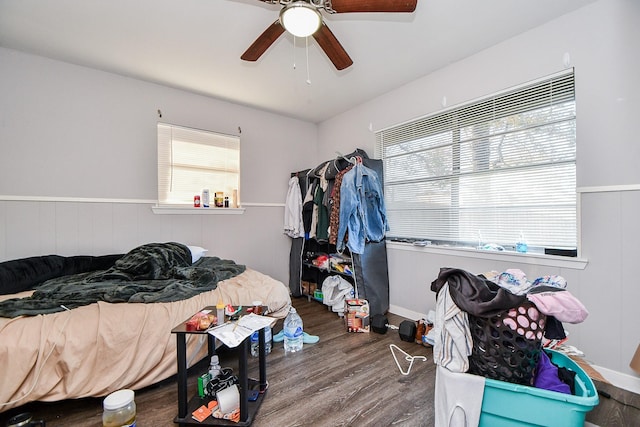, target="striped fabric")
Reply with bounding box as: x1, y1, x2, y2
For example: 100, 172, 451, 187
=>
433, 283, 473, 372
